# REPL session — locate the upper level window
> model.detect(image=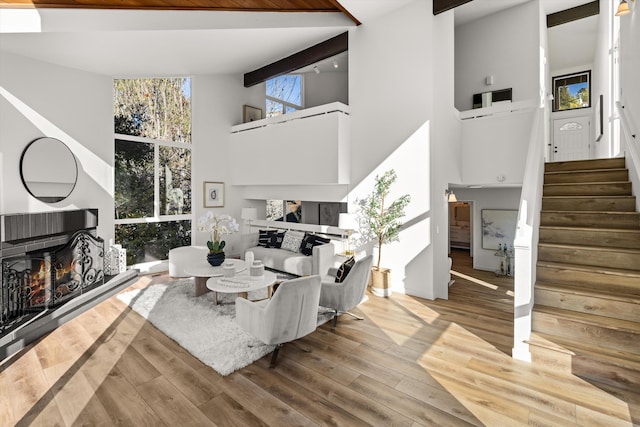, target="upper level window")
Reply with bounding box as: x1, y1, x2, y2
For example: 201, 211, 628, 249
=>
266, 75, 302, 118
552, 70, 591, 112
